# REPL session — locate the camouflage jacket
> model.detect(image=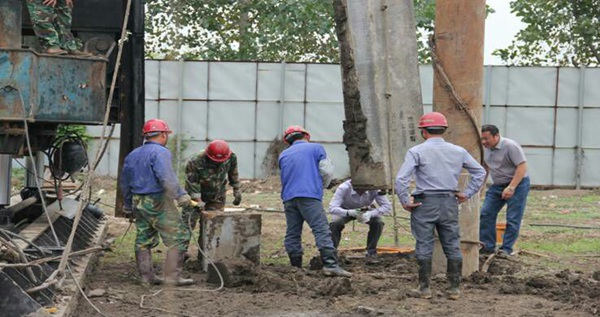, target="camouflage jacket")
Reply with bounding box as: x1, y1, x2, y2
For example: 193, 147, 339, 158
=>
185, 150, 240, 203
